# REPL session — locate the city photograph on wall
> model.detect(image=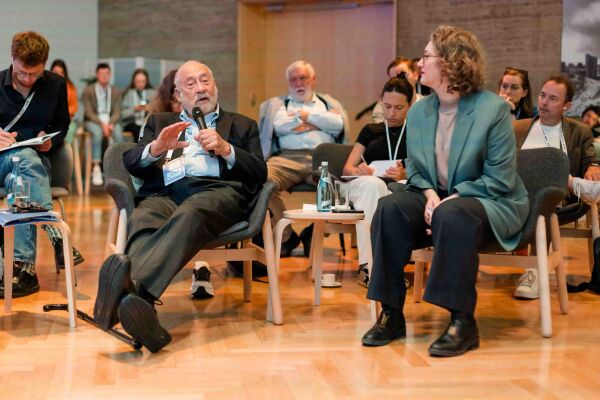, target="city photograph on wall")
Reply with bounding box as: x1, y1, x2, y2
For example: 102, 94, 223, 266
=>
561, 0, 600, 117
